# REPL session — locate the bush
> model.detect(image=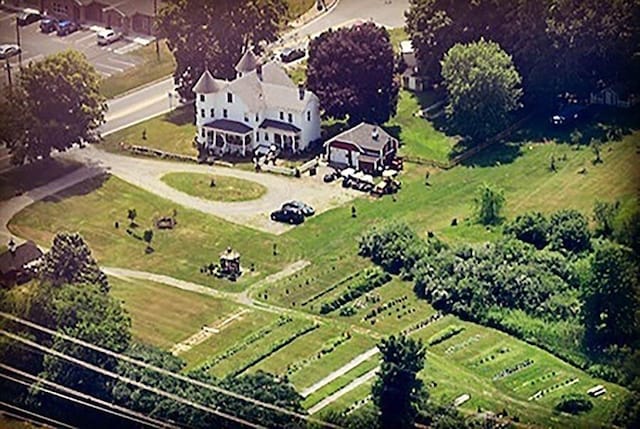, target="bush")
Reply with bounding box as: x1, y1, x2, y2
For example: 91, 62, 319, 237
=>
505, 211, 549, 249
554, 394, 593, 414
549, 209, 591, 254
474, 183, 505, 226
359, 222, 425, 276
